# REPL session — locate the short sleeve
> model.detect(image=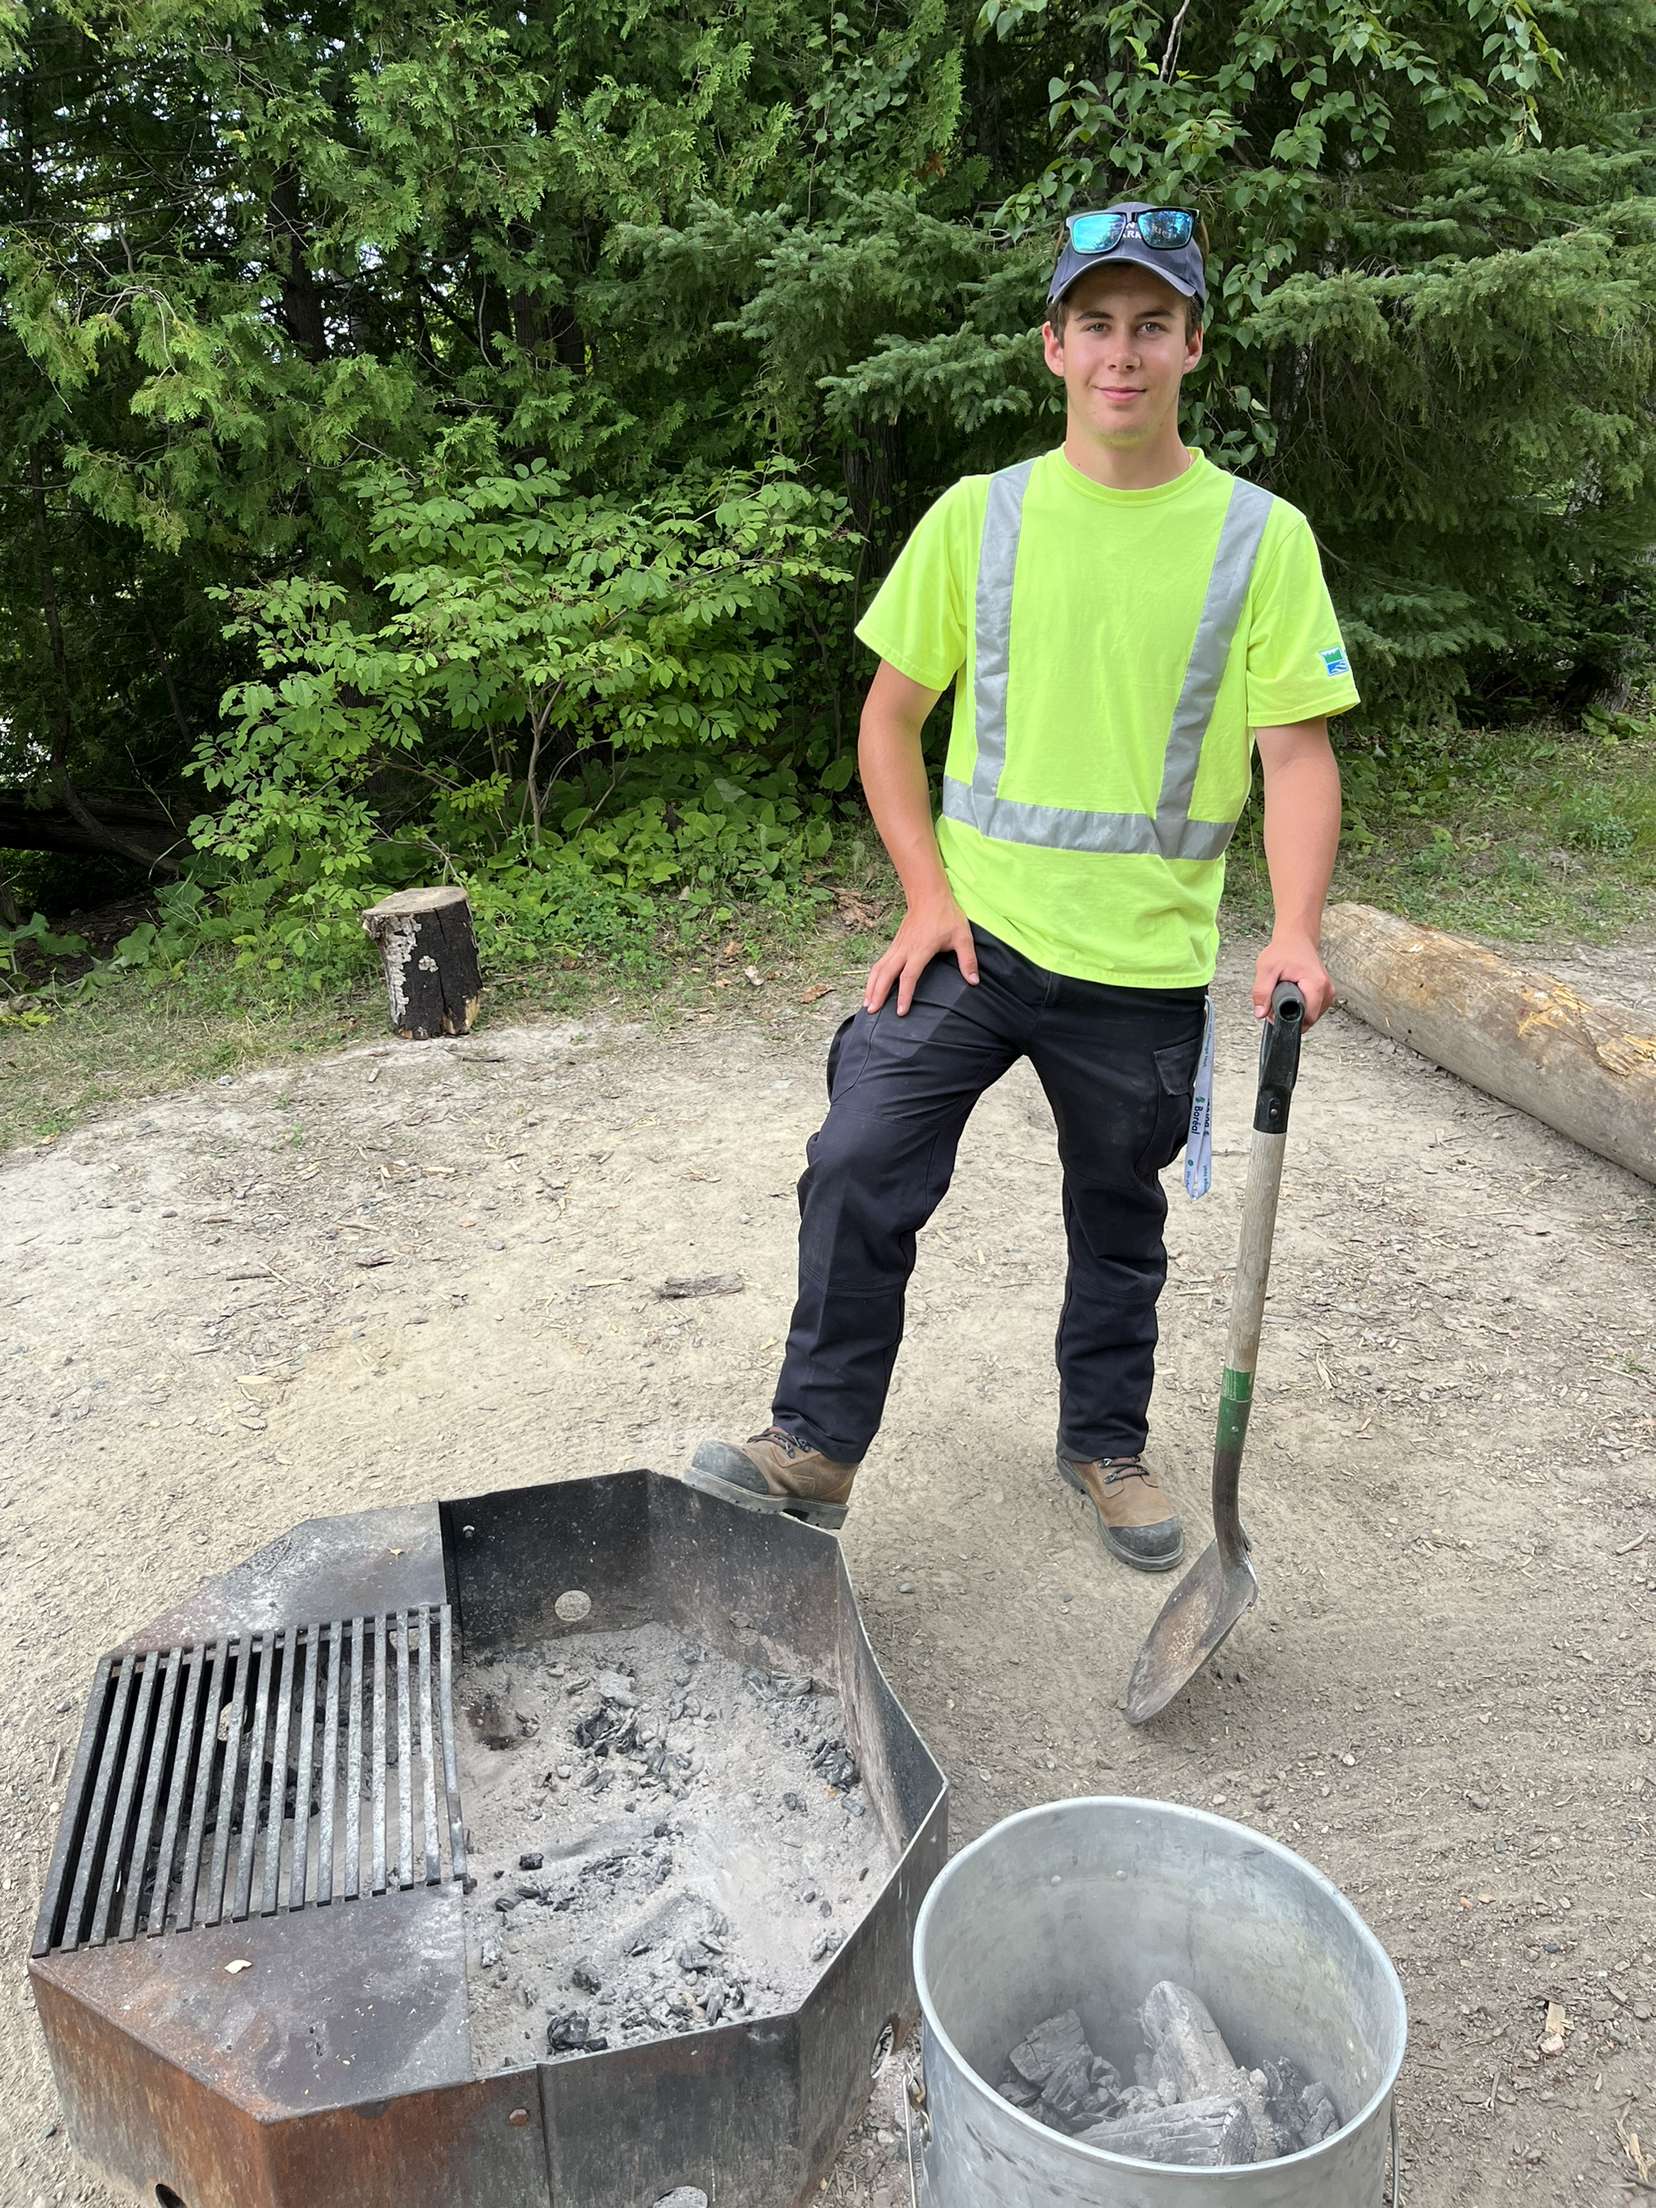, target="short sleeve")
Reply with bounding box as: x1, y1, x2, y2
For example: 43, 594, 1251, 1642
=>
853, 480, 977, 691
1245, 506, 1361, 728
